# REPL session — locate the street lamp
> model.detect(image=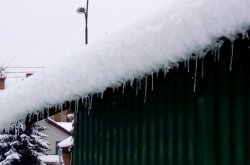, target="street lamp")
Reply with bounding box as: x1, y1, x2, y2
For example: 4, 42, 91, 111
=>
77, 0, 89, 45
